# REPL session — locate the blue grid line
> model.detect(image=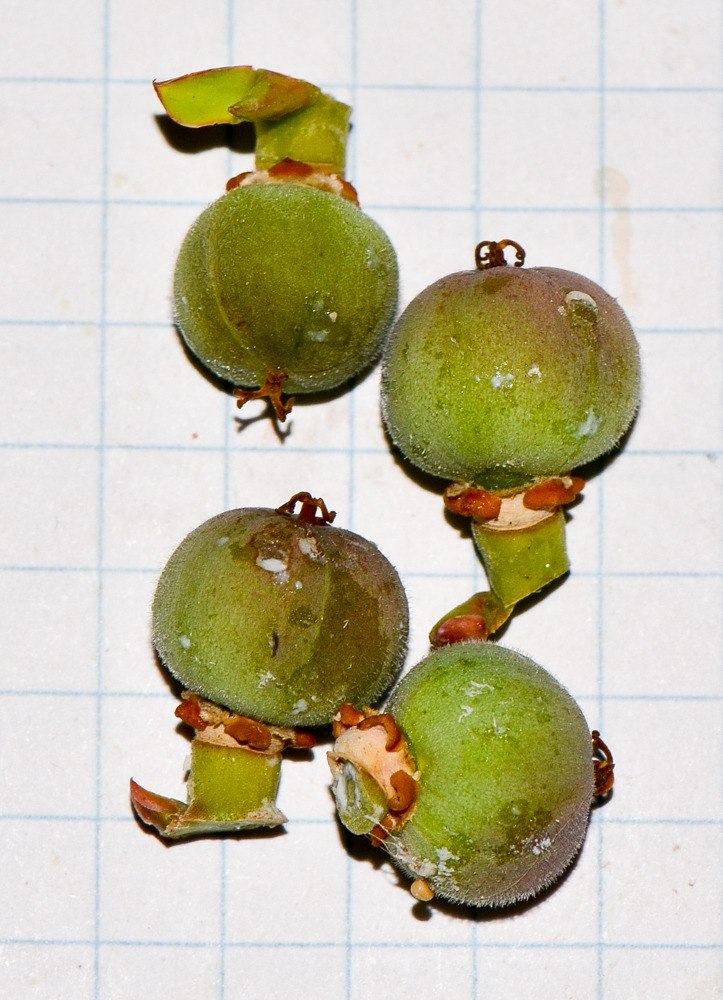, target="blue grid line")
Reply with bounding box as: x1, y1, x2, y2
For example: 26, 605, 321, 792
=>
3, 76, 723, 95
4, 196, 723, 212
92, 2, 111, 998
1, 937, 720, 950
